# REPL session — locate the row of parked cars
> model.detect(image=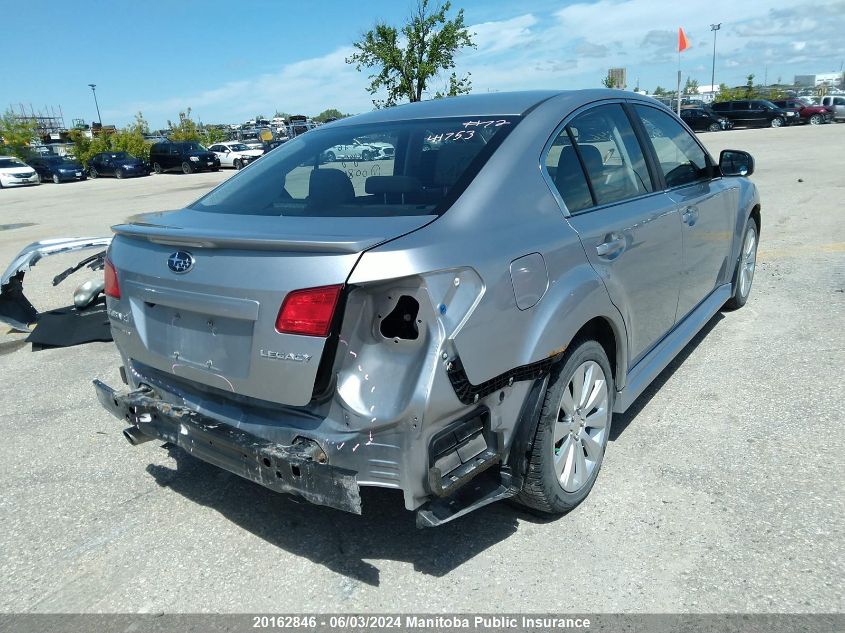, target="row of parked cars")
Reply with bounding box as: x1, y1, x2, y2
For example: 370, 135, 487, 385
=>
0, 140, 271, 189
679, 96, 845, 132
